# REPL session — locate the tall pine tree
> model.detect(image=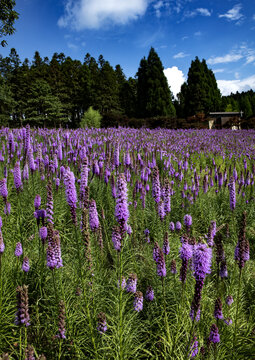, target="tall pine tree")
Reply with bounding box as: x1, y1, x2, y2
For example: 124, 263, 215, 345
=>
137, 48, 175, 118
